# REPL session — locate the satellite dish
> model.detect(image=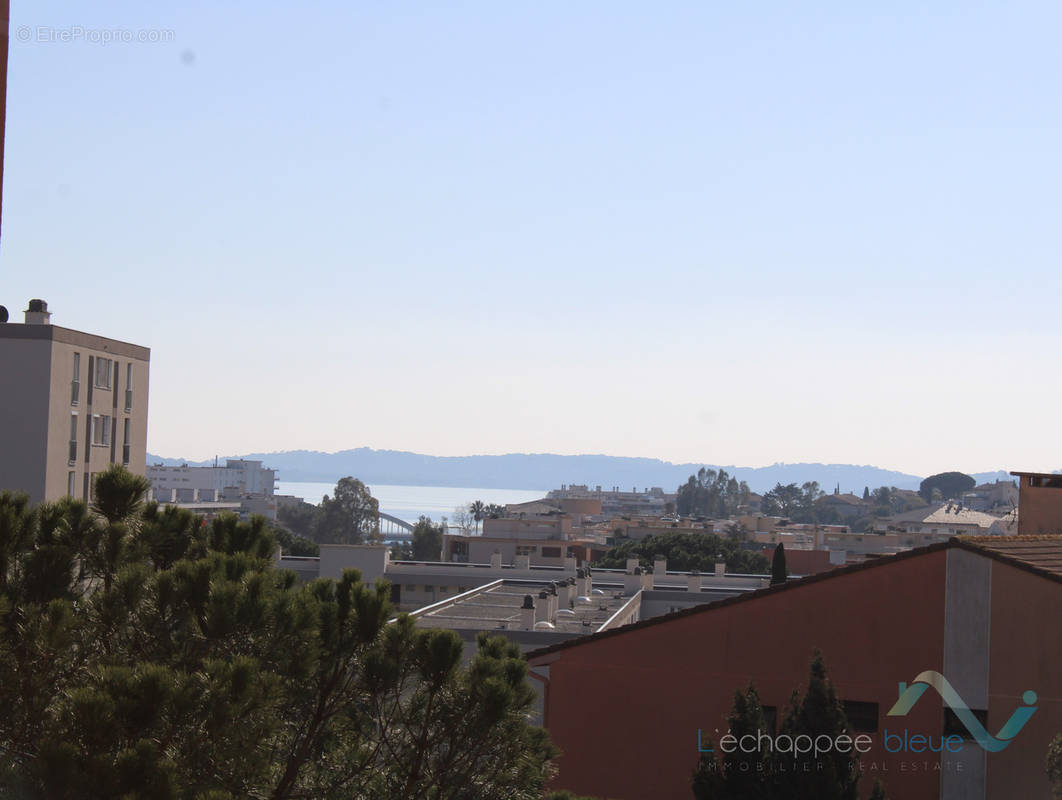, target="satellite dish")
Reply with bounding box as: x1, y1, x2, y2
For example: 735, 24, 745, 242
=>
0, 306, 8, 323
